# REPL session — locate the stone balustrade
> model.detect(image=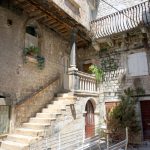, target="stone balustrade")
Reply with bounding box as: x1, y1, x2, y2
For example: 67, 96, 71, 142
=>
91, 1, 150, 38
68, 69, 98, 95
